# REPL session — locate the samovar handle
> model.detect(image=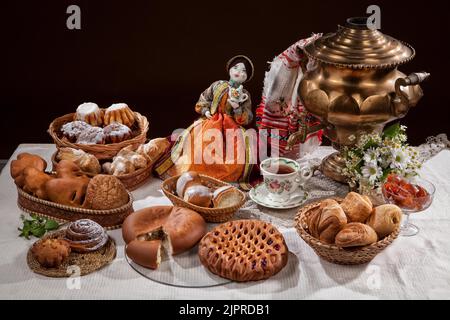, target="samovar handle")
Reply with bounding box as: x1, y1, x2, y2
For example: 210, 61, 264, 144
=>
393, 72, 430, 116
